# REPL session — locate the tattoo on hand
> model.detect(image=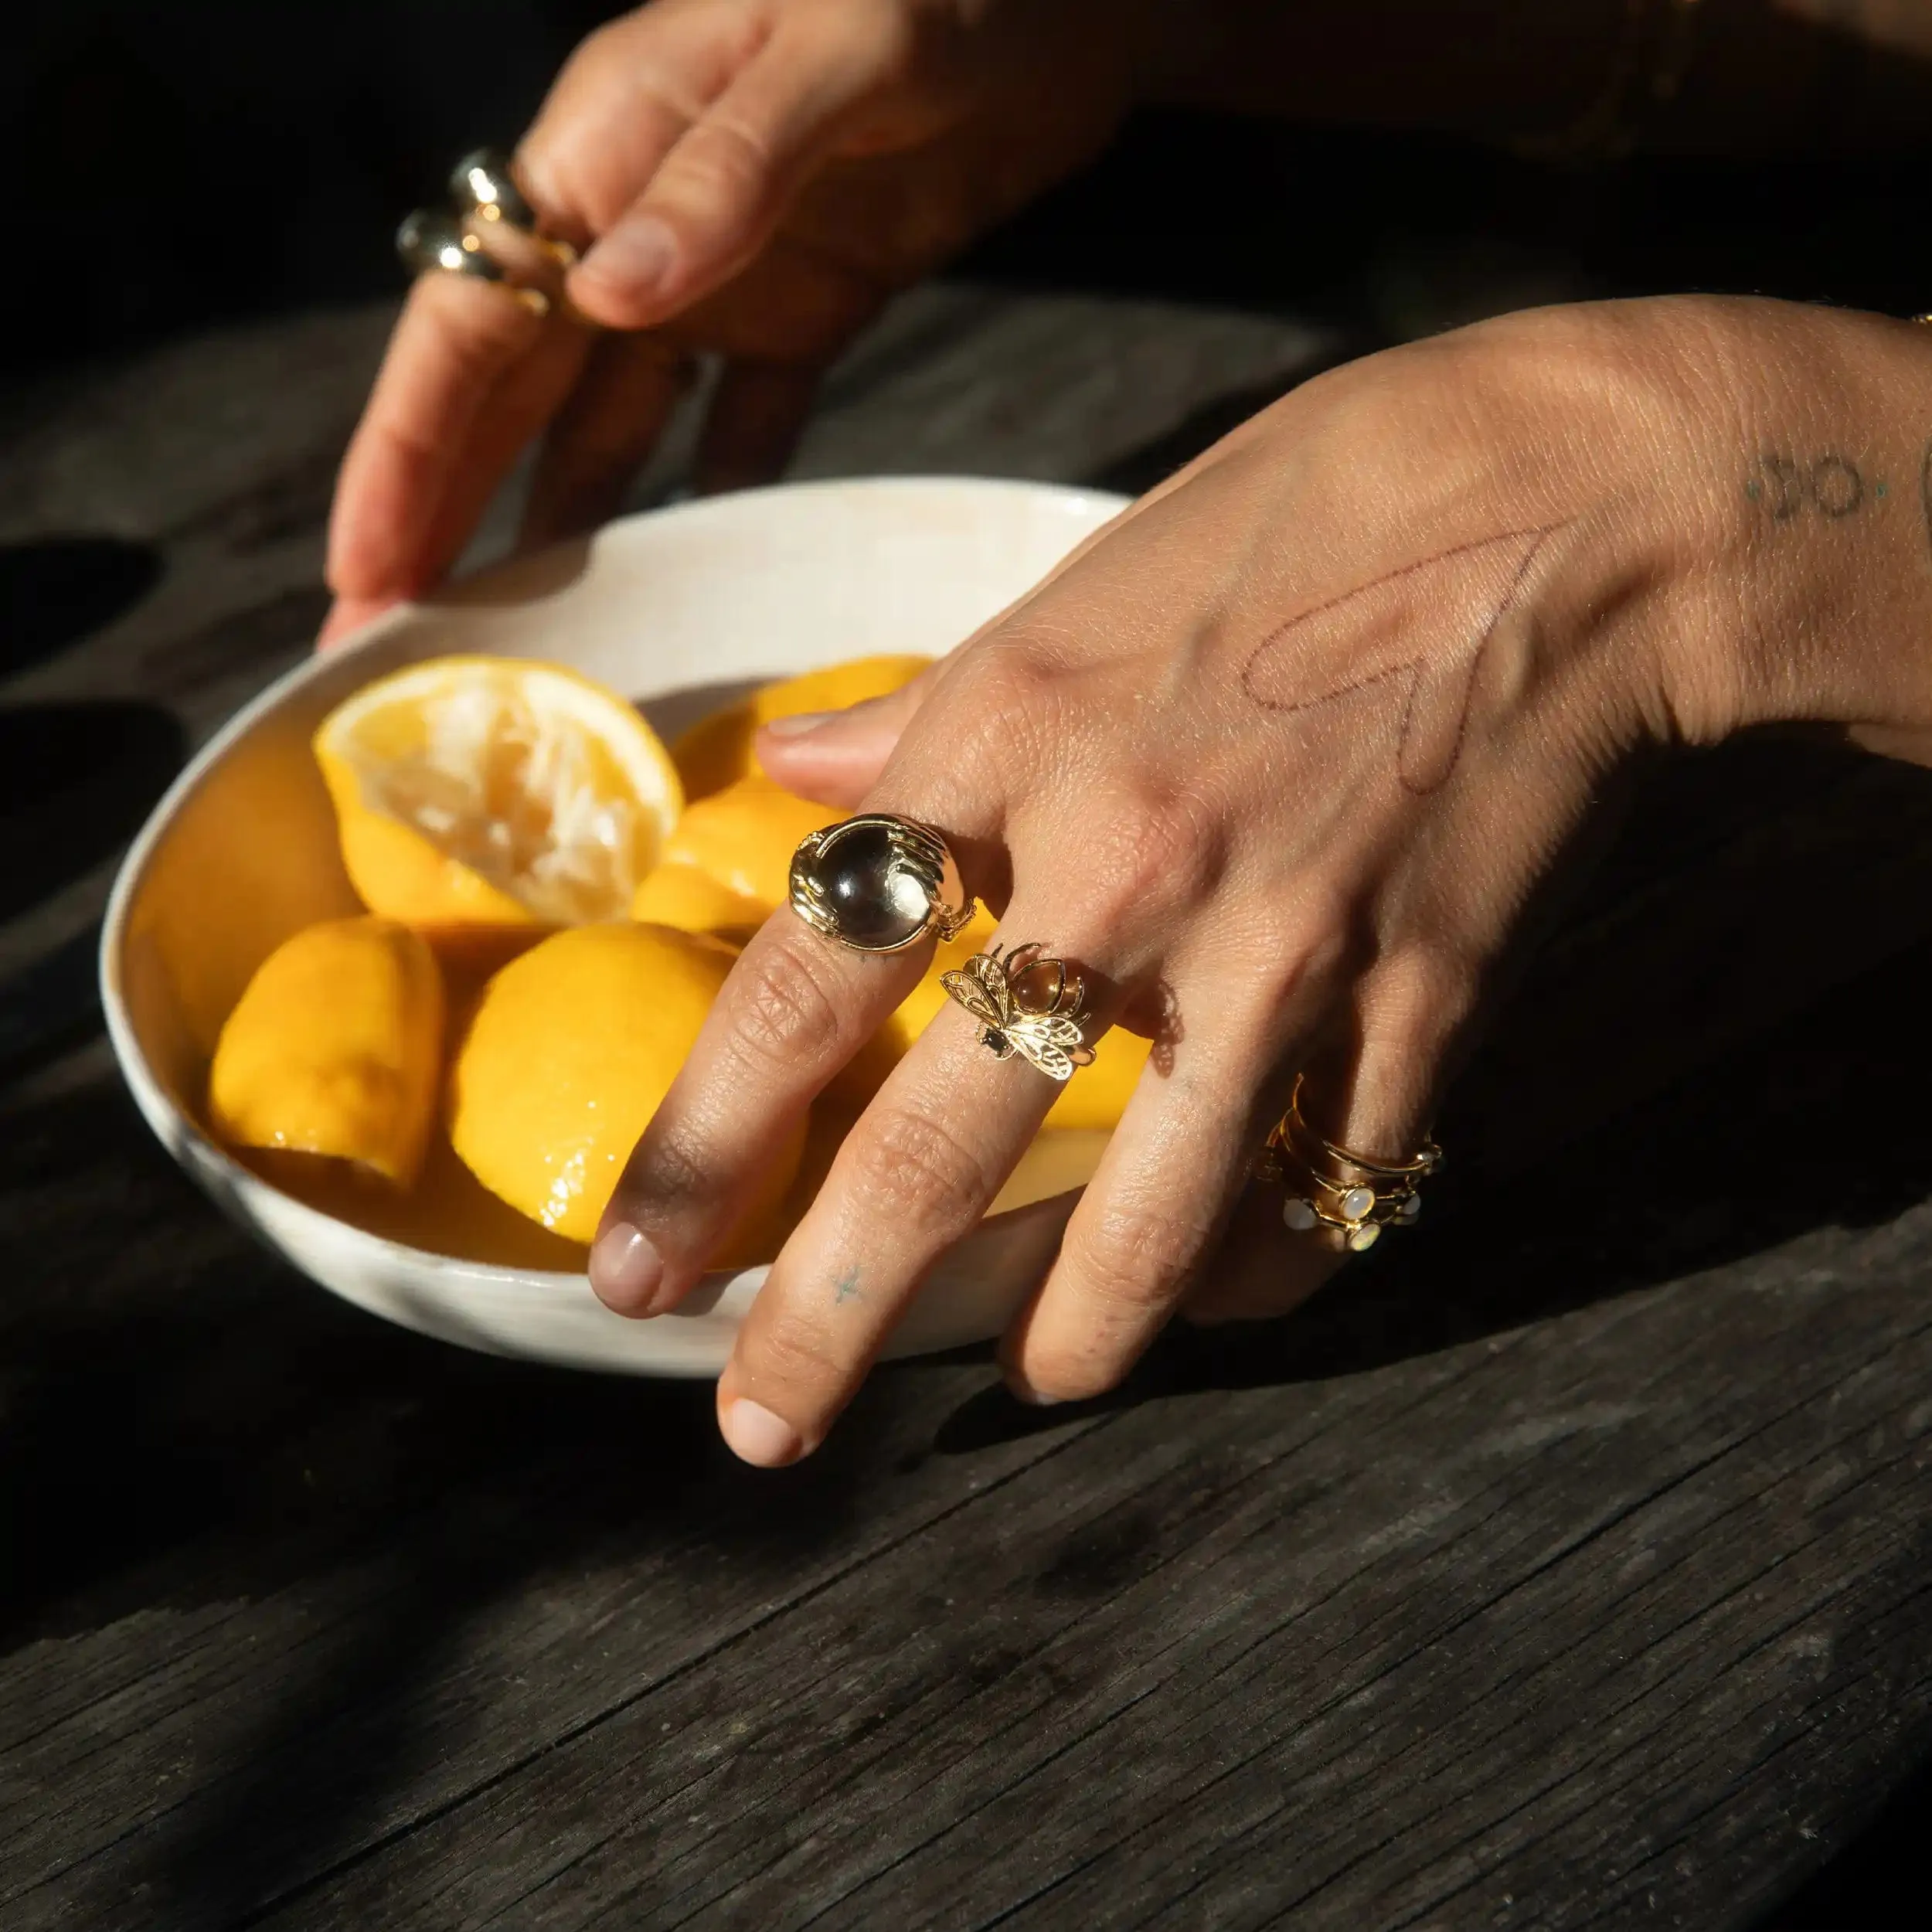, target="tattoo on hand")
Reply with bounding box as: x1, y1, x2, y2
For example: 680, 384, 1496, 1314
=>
1920, 439, 1932, 564
1747, 451, 1875, 522
1240, 525, 1559, 795
834, 1264, 864, 1306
